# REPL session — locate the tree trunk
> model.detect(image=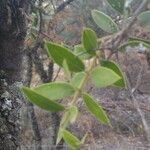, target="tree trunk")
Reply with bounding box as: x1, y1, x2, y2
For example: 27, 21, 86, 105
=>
0, 0, 29, 149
